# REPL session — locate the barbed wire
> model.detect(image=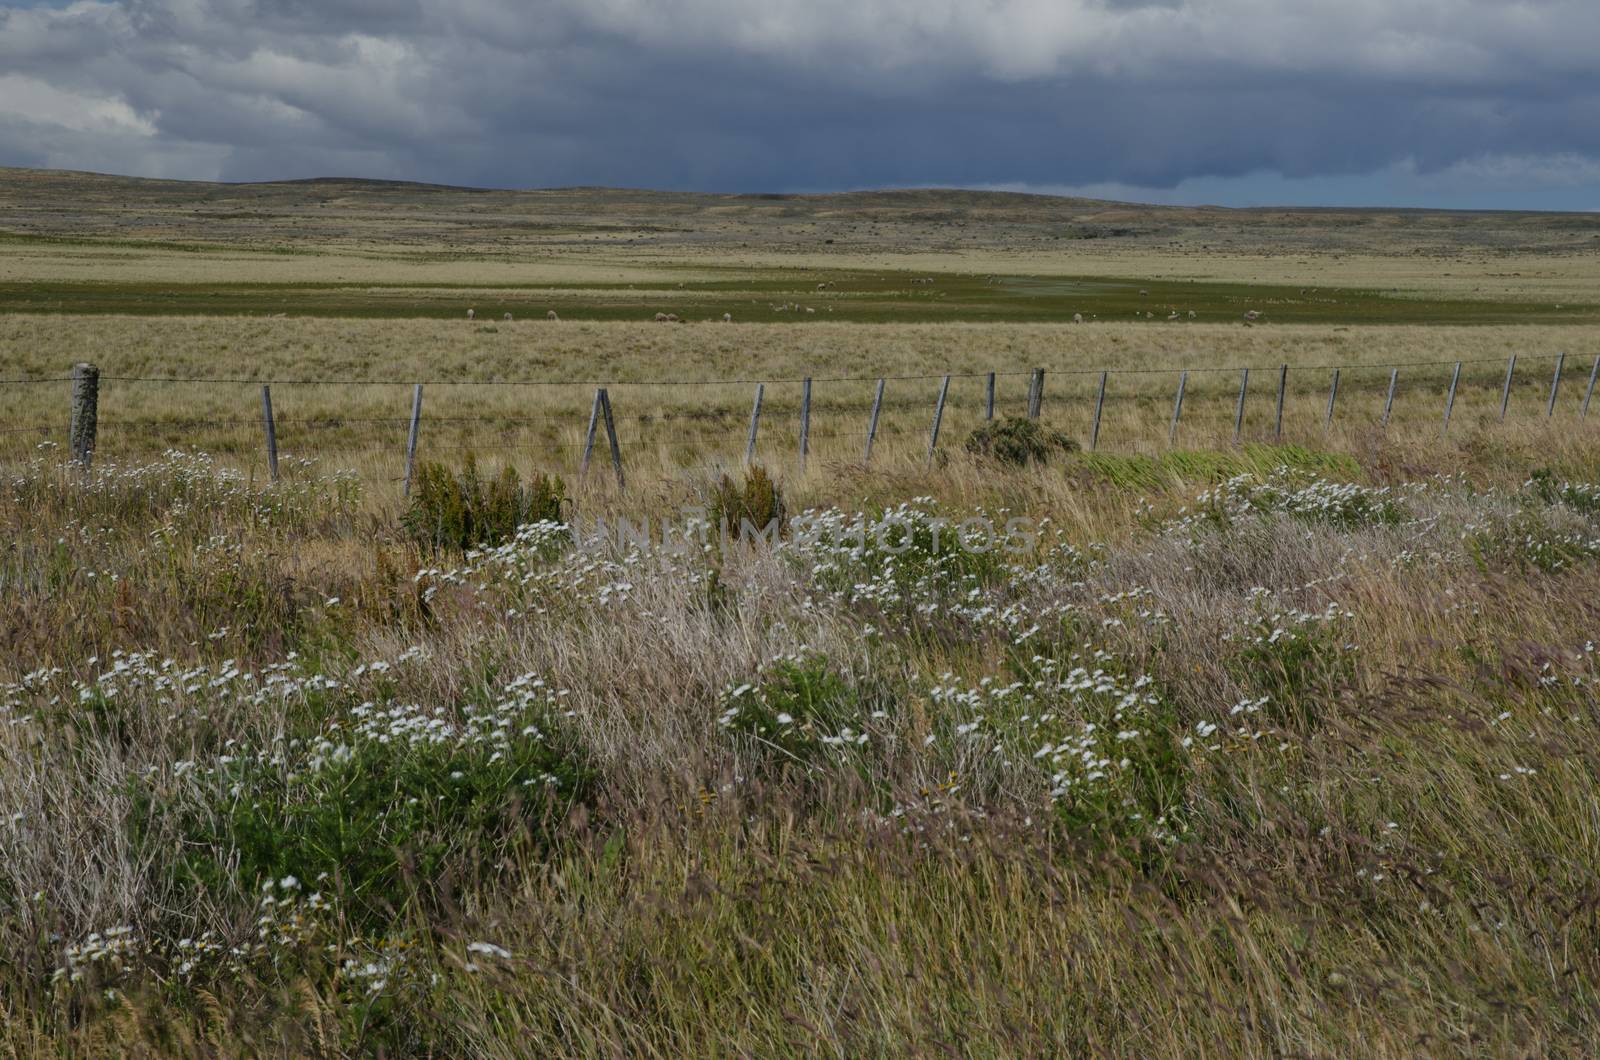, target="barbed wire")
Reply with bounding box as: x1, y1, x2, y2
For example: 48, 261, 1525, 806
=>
84, 352, 1556, 388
